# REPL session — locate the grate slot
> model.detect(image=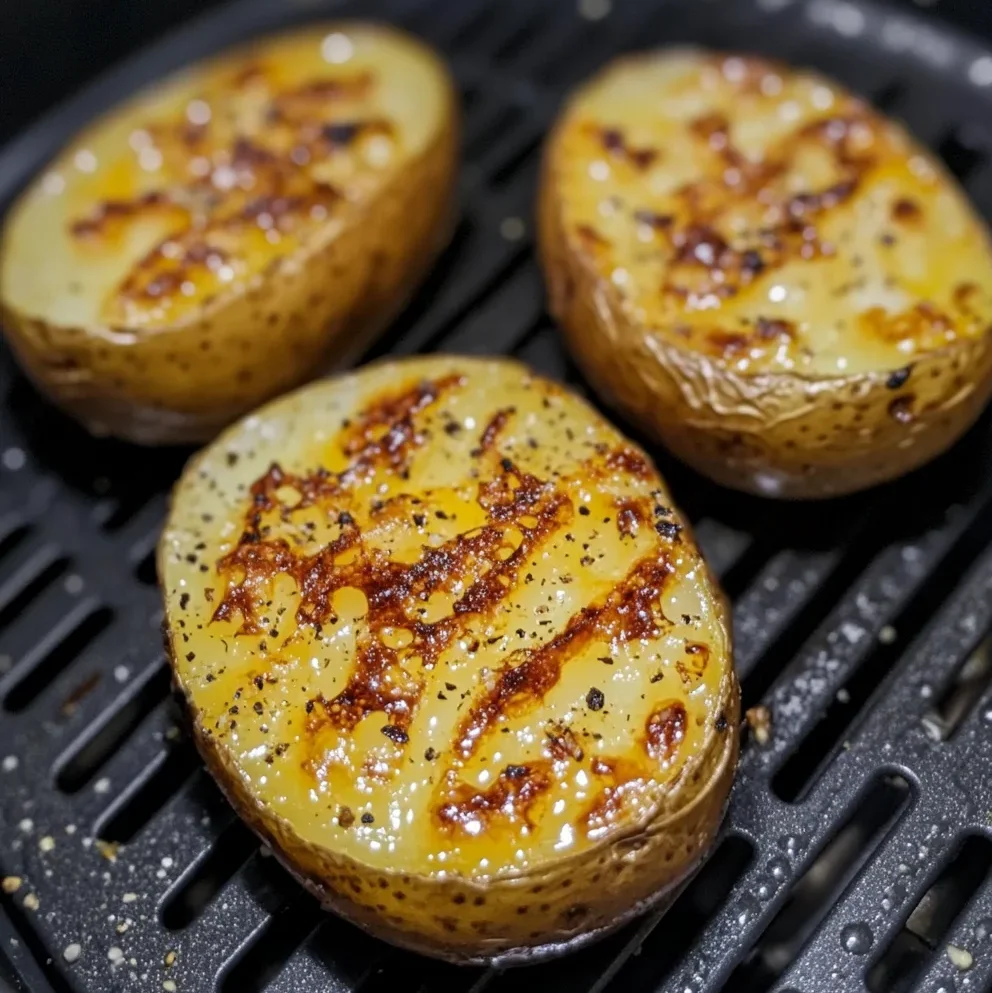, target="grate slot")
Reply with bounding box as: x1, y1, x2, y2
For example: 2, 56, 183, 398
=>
920, 633, 992, 742
938, 125, 988, 181
0, 885, 73, 993
217, 893, 322, 993
594, 835, 756, 993
263, 915, 389, 993
0, 546, 69, 633
724, 774, 912, 992
161, 819, 258, 930
440, 262, 544, 355
1, 601, 114, 712
464, 101, 527, 163
53, 660, 171, 792
135, 547, 158, 586
692, 520, 754, 579
95, 740, 200, 844
0, 520, 28, 565
867, 835, 992, 993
